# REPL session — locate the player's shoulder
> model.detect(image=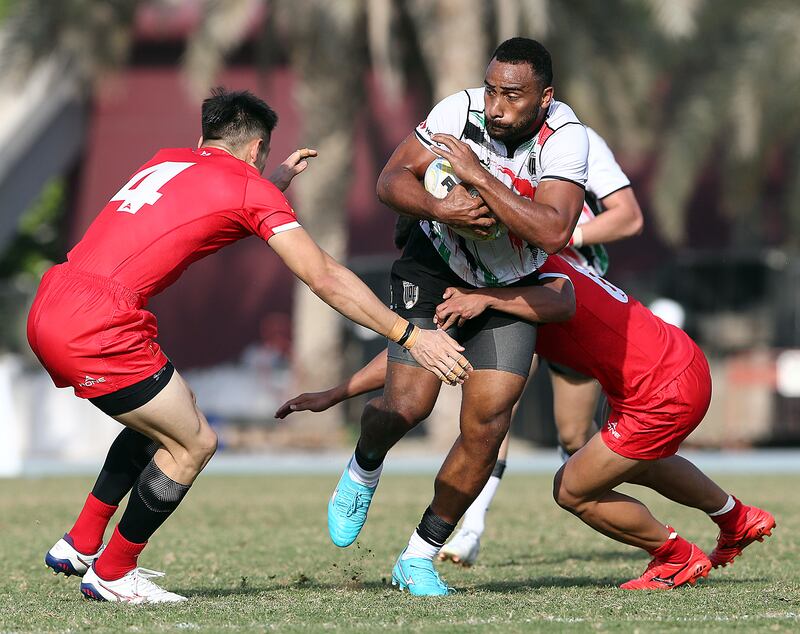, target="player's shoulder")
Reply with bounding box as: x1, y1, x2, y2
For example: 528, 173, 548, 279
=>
243, 173, 292, 209
545, 100, 583, 131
